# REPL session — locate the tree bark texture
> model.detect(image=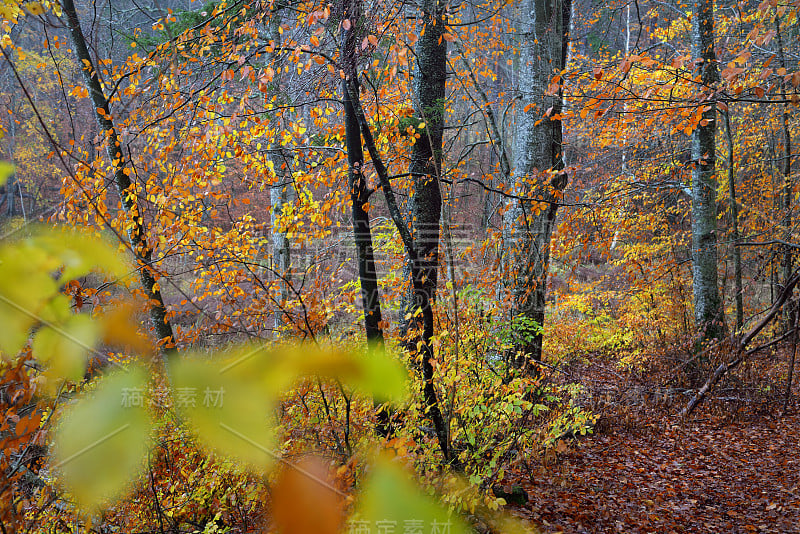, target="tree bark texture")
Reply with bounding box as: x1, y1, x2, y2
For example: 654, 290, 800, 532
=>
503, 0, 570, 368
342, 0, 384, 344
399, 0, 450, 461
690, 0, 723, 340
266, 2, 293, 334
723, 109, 744, 332
775, 14, 794, 330
63, 0, 175, 350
